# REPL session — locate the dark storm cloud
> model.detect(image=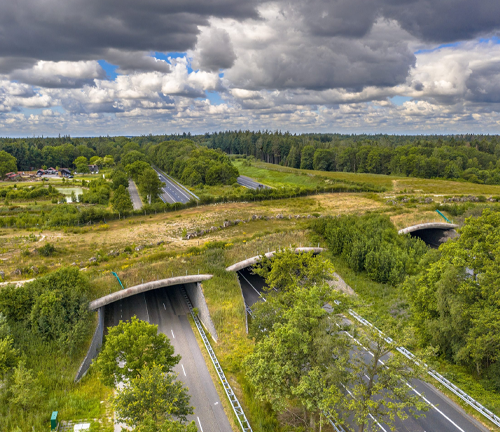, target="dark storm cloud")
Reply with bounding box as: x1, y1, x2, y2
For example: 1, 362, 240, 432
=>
382, 0, 500, 43
224, 16, 416, 92
191, 28, 236, 72
465, 63, 500, 103
296, 0, 500, 43
105, 50, 171, 74
0, 0, 263, 72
